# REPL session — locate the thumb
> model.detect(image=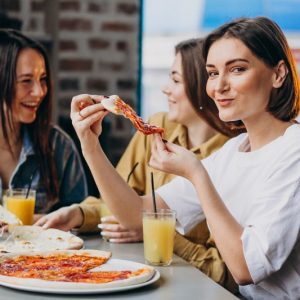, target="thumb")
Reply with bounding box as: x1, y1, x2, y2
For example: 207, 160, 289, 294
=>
164, 141, 182, 153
